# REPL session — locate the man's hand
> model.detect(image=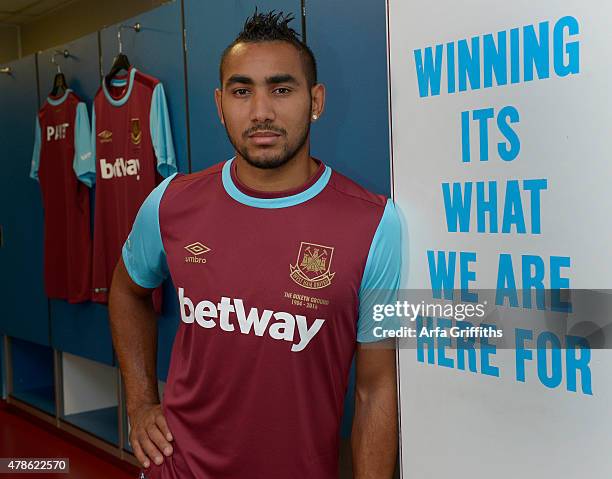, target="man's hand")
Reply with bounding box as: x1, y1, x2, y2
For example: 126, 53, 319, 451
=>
129, 403, 174, 468
109, 258, 170, 468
